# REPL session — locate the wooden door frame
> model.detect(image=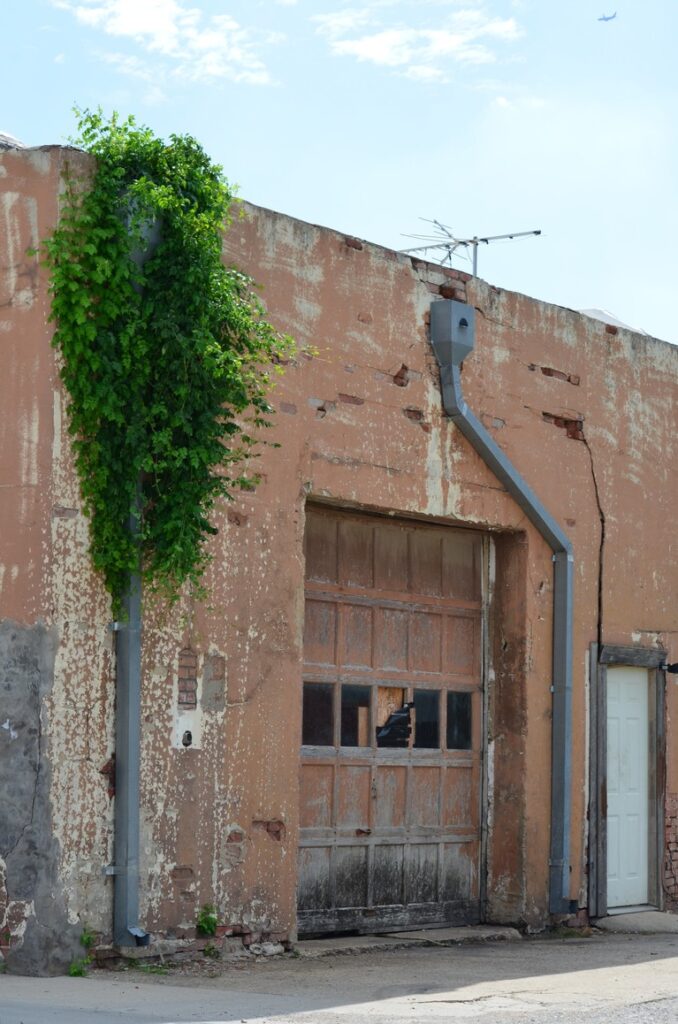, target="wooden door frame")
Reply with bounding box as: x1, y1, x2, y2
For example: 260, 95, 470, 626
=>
588, 643, 667, 919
